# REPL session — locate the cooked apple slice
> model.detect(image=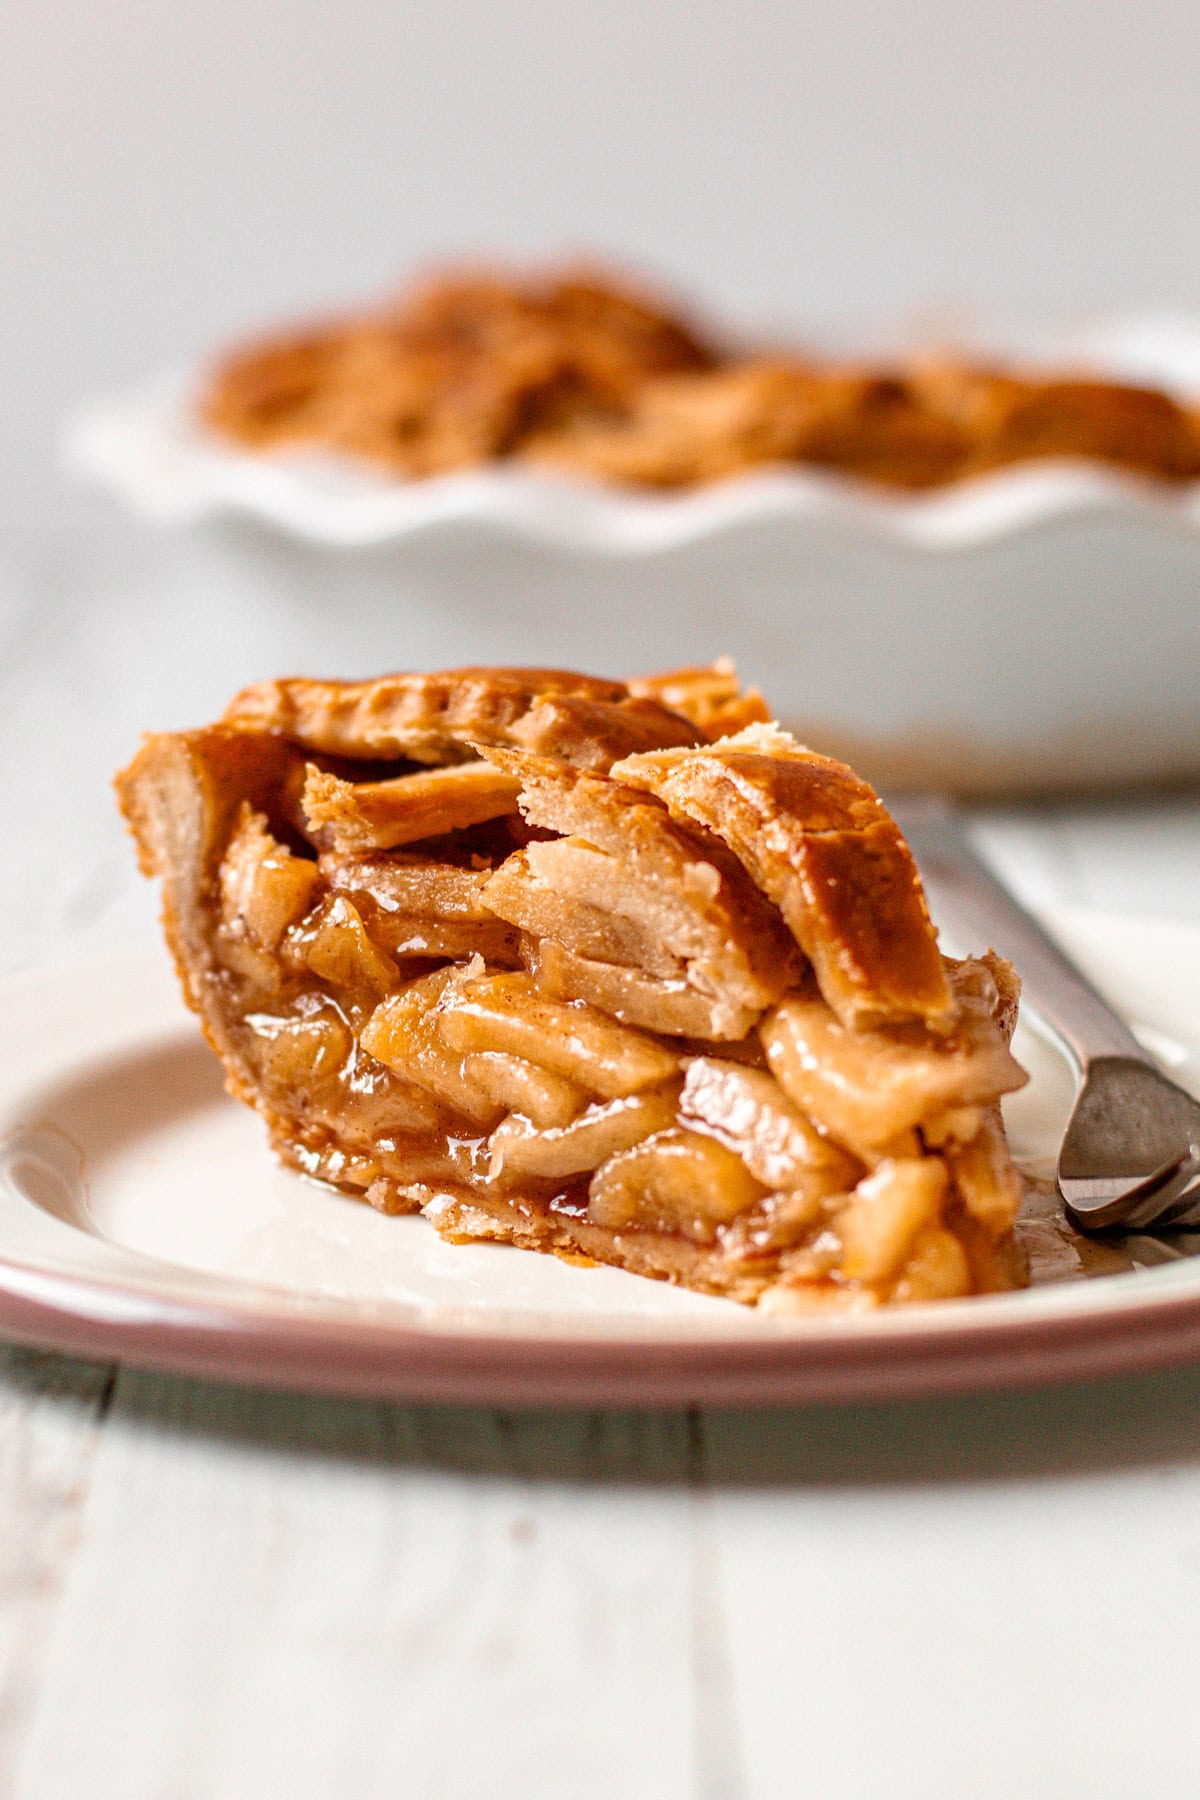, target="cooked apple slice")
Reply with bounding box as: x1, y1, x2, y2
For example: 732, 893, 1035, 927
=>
760, 959, 1026, 1160
485, 845, 680, 976
320, 854, 520, 964
489, 1088, 680, 1180
525, 936, 747, 1039
435, 968, 680, 1097
460, 1051, 586, 1131
946, 1107, 1025, 1233
360, 967, 505, 1128
835, 1157, 949, 1282
220, 804, 321, 949
288, 894, 399, 1003
588, 1128, 766, 1240
679, 1056, 861, 1192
